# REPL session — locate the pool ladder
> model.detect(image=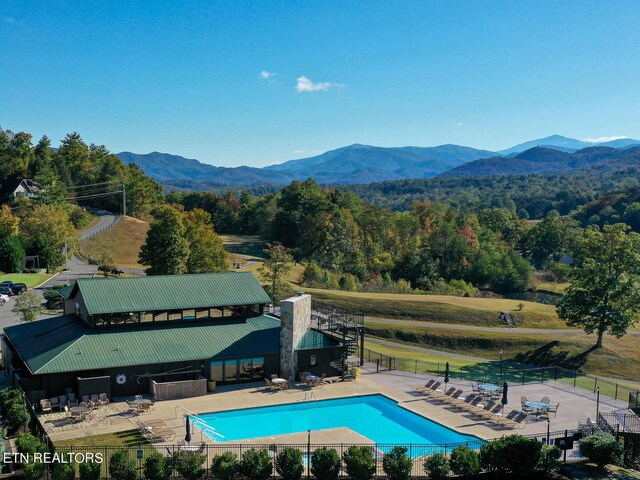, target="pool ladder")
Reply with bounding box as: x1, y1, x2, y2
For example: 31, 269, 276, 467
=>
300, 392, 316, 402
174, 406, 225, 441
